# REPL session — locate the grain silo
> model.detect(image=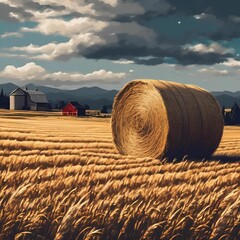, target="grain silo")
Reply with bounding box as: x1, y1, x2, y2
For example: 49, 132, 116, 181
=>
10, 88, 27, 110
